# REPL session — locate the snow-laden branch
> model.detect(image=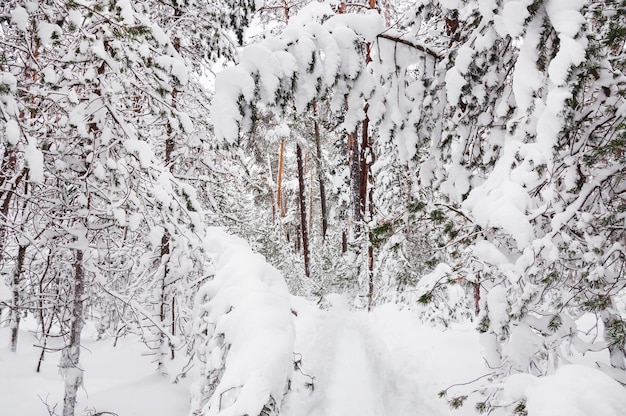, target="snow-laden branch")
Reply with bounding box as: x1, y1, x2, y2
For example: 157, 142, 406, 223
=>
376, 33, 441, 60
